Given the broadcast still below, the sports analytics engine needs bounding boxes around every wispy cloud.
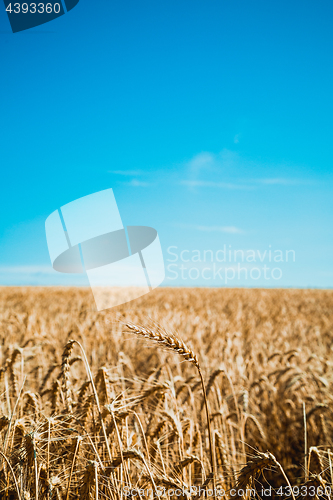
[180,180,253,190]
[174,223,244,234]
[125,179,151,187]
[194,225,244,234]
[187,152,216,175]
[181,150,252,190]
[108,152,311,191]
[0,266,88,286]
[0,265,54,274]
[180,150,311,190]
[108,169,145,176]
[255,178,307,185]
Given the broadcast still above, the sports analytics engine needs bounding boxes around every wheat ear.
[123,321,217,500]
[61,340,75,412]
[124,321,199,366]
[236,452,276,491]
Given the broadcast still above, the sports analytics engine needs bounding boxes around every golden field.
[0,286,333,500]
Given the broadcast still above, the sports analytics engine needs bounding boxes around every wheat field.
[0,286,333,500]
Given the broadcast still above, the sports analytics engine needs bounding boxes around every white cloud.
[256,178,305,185]
[108,151,310,191]
[0,265,89,286]
[108,170,145,176]
[187,152,216,174]
[0,265,53,274]
[180,150,310,190]
[126,179,151,187]
[174,223,244,234]
[194,225,244,234]
[180,180,253,190]
[181,150,247,190]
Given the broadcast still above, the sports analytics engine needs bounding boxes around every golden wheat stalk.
[0,450,22,500]
[124,322,199,366]
[61,340,75,413]
[65,436,82,500]
[236,452,276,491]
[68,340,113,465]
[122,321,217,500]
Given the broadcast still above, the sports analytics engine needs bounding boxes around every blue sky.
[0,0,332,288]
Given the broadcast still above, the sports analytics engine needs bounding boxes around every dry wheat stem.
[123,321,217,500]
[65,435,82,500]
[0,449,22,500]
[71,339,113,465]
[3,375,26,457]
